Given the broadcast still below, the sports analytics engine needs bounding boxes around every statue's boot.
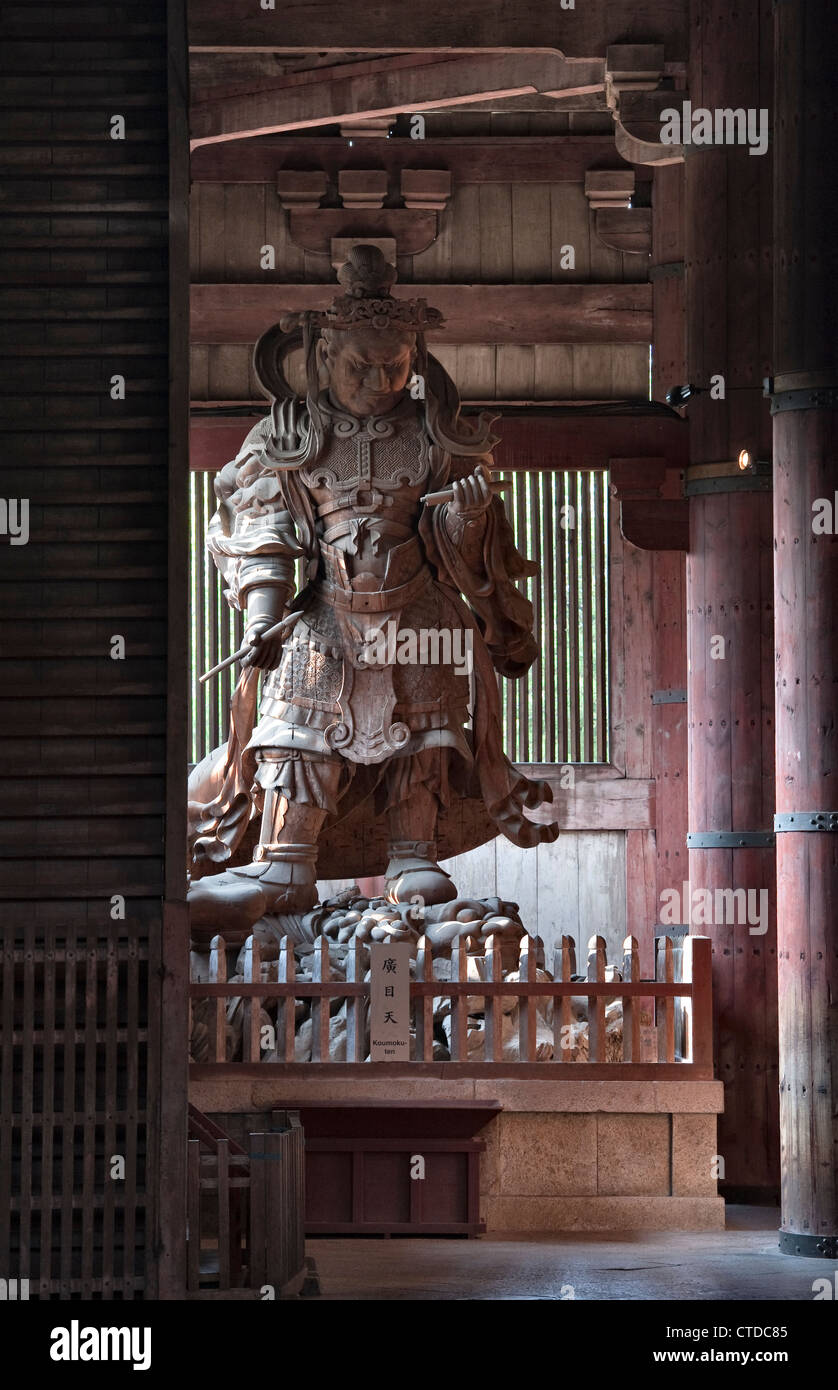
[385,839,457,907]
[188,873,270,938]
[384,778,457,906]
[188,796,326,933]
[225,843,319,914]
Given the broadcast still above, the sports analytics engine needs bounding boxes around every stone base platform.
[190,1074,725,1233]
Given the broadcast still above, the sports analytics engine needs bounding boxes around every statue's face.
[322,327,415,418]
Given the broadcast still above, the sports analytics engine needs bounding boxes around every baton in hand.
[420,477,510,506]
[199,609,302,684]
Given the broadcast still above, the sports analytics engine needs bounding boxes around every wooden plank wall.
[192,340,648,405]
[0,0,186,1298]
[189,150,650,404]
[190,182,646,285]
[320,834,627,975]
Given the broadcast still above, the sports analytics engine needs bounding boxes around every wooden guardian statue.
[188,245,558,929]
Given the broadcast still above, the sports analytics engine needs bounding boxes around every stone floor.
[309,1207,829,1300]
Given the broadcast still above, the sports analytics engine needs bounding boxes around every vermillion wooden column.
[685,0,778,1195]
[773,0,838,1257]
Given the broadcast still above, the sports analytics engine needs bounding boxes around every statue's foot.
[227,855,319,915]
[189,848,318,940]
[188,872,269,941]
[385,841,457,907]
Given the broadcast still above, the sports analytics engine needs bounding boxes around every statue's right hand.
[241,618,286,671]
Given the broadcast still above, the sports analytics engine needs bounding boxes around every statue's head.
[259,244,497,467]
[319,322,416,417]
[308,244,437,417]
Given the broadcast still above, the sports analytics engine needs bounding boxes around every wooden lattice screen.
[2,929,150,1297]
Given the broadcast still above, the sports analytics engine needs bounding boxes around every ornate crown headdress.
[254,241,497,464]
[279,243,444,334]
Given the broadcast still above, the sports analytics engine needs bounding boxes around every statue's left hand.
[448,464,492,519]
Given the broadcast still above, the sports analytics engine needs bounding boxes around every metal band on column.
[687,830,776,849]
[774,812,838,833]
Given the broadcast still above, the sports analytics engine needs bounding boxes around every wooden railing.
[189,932,713,1079]
[186,1105,305,1298]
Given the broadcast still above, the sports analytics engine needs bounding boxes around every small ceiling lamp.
[665,383,705,408]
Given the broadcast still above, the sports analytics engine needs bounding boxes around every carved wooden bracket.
[276,167,451,258]
[338,169,388,209]
[610,457,688,550]
[584,170,651,256]
[285,208,439,257]
[609,456,667,499]
[604,44,686,167]
[400,168,451,212]
[619,498,689,550]
[275,170,329,211]
[604,44,665,107]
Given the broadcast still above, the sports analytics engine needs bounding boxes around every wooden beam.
[190,408,688,474]
[191,282,652,345]
[187,0,689,60]
[190,53,609,146]
[189,135,641,186]
[522,768,653,830]
[493,412,687,469]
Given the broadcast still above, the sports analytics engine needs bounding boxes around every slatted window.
[496,468,610,764]
[189,467,610,766]
[189,471,245,766]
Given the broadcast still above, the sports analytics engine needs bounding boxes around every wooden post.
[586,935,606,1063]
[773,0,838,1256]
[450,937,468,1062]
[277,937,296,1063]
[684,0,778,1196]
[622,936,642,1062]
[656,936,675,1063]
[483,934,503,1063]
[242,935,261,1063]
[216,1138,230,1290]
[553,935,576,1062]
[682,935,713,1071]
[414,935,434,1063]
[186,1139,201,1292]
[248,1132,267,1289]
[517,934,538,1063]
[311,936,331,1062]
[208,934,227,1064]
[346,938,367,1063]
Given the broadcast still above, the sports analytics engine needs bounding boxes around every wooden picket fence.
[189,932,713,1079]
[186,1105,305,1298]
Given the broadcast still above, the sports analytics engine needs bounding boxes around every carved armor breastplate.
[259,395,462,764]
[300,398,435,545]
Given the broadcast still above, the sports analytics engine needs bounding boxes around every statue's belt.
[314,565,433,612]
[315,535,432,612]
